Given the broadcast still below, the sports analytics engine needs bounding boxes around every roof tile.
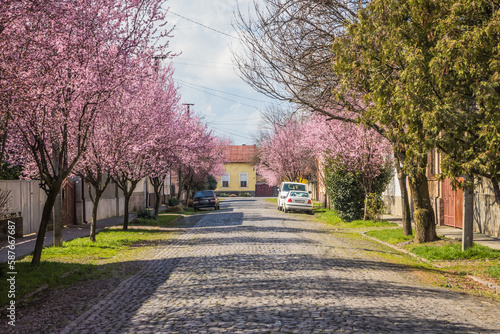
[227,145,256,163]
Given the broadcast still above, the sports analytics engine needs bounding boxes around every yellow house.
[215,145,257,196]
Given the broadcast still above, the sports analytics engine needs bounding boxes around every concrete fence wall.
[473,177,500,238]
[81,179,147,223]
[0,180,47,235]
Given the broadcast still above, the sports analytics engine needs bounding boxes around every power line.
[169,10,239,40]
[173,61,233,69]
[175,57,234,66]
[177,83,260,109]
[209,119,263,125]
[211,127,253,140]
[175,78,272,104]
[174,24,233,31]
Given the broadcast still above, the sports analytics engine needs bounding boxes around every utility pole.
[183,103,194,115]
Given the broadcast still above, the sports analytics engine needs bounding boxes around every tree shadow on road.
[58,249,499,333]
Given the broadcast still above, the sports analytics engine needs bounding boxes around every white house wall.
[382,168,402,216]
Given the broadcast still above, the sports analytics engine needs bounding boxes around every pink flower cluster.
[257,113,393,186]
[1,0,227,188]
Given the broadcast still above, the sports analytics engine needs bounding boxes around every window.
[239,173,248,188]
[221,173,230,188]
[283,183,306,192]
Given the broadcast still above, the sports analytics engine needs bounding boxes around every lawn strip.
[0,228,175,307]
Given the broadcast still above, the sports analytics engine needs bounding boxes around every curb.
[361,232,432,264]
[468,275,500,294]
[361,231,500,295]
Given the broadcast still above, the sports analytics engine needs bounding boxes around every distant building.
[215,145,257,196]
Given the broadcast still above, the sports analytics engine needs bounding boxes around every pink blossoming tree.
[257,118,319,186]
[172,121,228,205]
[309,115,393,219]
[258,114,392,219]
[2,0,173,264]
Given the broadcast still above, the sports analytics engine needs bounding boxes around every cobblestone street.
[62,198,500,333]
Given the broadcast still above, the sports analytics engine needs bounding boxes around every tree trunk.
[154,191,161,218]
[0,116,8,165]
[363,193,368,221]
[90,192,102,242]
[32,189,59,265]
[53,190,63,247]
[115,177,139,230]
[408,169,437,243]
[185,187,191,207]
[176,169,182,201]
[150,176,163,218]
[394,153,412,236]
[123,194,130,230]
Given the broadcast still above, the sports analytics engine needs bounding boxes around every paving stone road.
[62,198,500,333]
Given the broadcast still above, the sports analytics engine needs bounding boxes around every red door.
[443,178,463,228]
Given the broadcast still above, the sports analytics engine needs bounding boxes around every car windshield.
[289,191,309,198]
[194,191,214,198]
[283,183,306,192]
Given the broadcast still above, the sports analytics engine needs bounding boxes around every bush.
[217,193,229,197]
[206,175,218,190]
[324,168,364,222]
[372,167,393,195]
[365,193,386,221]
[168,197,179,207]
[136,208,156,220]
[324,161,393,222]
[240,192,252,197]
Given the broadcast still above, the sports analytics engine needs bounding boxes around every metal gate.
[443,178,463,228]
[62,178,76,226]
[255,183,274,197]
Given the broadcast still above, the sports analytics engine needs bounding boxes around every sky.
[163,0,278,145]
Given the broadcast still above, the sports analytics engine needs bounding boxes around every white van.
[277,182,307,210]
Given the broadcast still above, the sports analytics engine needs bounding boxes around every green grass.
[162,206,198,215]
[181,207,197,215]
[0,261,106,307]
[347,220,398,228]
[408,243,500,261]
[314,209,397,228]
[485,264,500,280]
[130,214,182,227]
[366,228,414,244]
[37,229,171,260]
[314,209,343,225]
[0,228,174,306]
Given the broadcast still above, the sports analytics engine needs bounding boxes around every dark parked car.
[193,190,220,211]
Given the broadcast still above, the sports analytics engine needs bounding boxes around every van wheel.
[283,207,288,213]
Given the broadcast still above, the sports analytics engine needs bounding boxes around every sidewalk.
[0,215,127,263]
[383,215,500,250]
